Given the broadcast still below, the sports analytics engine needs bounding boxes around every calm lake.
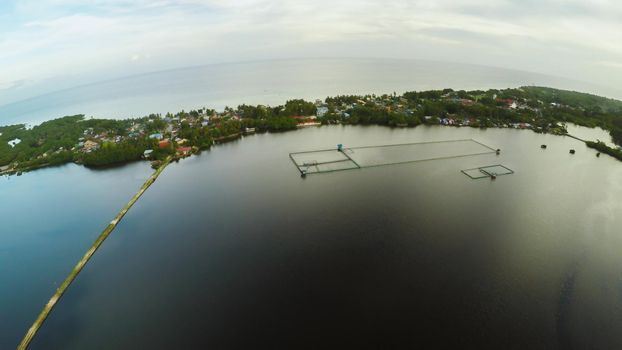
[7,124,619,349]
[0,162,153,348]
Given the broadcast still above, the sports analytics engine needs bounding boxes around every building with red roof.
[158,139,171,148]
[177,146,192,155]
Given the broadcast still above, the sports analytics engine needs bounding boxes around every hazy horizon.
[4,57,622,107]
[2,58,620,127]
[2,0,622,106]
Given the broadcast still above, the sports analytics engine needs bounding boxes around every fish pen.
[289,139,498,176]
[461,164,514,180]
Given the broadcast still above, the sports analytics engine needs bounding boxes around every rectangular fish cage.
[461,164,514,179]
[289,149,360,174]
[290,139,498,176]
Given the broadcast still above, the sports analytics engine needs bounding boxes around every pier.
[564,133,586,143]
[17,158,171,350]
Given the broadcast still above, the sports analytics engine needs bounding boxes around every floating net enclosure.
[461,164,514,179]
[290,139,497,176]
[289,150,360,174]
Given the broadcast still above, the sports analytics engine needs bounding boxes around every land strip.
[17,158,171,350]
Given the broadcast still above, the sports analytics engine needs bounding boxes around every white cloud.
[1,0,621,103]
[598,61,622,69]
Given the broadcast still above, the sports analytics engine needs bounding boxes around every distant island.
[1,86,621,176]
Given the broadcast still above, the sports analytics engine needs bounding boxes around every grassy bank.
[17,157,171,350]
[585,141,622,161]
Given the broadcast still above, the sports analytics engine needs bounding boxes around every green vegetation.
[237,99,313,131]
[585,141,622,161]
[519,86,622,112]
[319,86,622,145]
[0,115,131,167]
[242,116,298,131]
[238,99,316,119]
[81,139,160,166]
[1,86,621,175]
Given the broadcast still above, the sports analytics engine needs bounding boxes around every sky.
[1,0,621,104]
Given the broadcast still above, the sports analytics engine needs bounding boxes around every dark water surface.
[0,162,153,348]
[21,125,622,349]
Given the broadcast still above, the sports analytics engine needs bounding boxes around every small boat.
[569,149,575,154]
[541,144,547,149]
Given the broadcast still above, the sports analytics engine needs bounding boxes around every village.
[69,93,556,159]
[2,86,621,175]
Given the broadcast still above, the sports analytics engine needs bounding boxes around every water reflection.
[13,125,622,349]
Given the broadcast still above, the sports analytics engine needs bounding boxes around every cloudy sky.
[1,0,621,103]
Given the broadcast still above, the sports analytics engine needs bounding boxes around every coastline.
[2,86,622,179]
[3,123,618,181]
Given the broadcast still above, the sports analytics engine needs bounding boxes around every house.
[177,146,192,155]
[159,139,171,148]
[292,115,320,127]
[297,121,322,128]
[149,133,164,140]
[143,149,154,159]
[441,118,456,126]
[7,138,21,148]
[316,106,329,117]
[496,98,517,109]
[83,140,99,152]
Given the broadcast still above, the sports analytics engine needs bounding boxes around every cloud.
[0,0,621,104]
[598,61,622,69]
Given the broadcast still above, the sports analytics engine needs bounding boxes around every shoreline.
[3,123,618,180]
[3,86,622,177]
